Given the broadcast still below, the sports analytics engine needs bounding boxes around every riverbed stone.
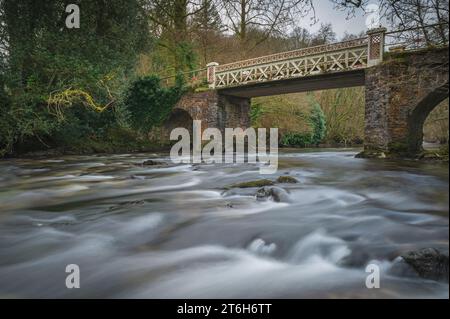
[256,186,290,203]
[228,179,274,189]
[276,176,299,184]
[401,248,449,283]
[142,160,167,166]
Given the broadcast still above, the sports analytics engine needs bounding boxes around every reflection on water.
[0,149,448,298]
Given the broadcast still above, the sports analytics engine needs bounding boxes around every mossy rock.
[356,150,387,159]
[418,149,449,162]
[276,176,299,184]
[228,179,275,189]
[142,160,167,166]
[439,145,449,156]
[401,248,449,283]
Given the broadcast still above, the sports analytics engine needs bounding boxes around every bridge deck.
[218,69,366,98]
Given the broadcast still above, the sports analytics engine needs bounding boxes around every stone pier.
[362,47,449,158]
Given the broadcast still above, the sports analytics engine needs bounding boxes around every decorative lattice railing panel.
[214,38,369,89]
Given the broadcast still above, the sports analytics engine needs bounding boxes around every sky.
[299,1,372,39]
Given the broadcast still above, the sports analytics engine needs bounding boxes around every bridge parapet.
[208,28,387,89]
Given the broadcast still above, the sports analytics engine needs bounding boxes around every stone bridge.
[168,27,448,157]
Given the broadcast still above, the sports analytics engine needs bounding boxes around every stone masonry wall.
[171,90,251,135]
[364,47,449,156]
[175,91,220,130]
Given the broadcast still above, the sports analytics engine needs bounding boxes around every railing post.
[367,27,387,67]
[207,62,219,89]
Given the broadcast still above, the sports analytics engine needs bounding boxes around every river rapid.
[0,149,448,298]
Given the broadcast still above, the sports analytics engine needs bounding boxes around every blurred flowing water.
[0,149,448,298]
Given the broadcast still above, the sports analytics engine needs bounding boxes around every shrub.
[124,75,185,133]
[0,94,15,156]
[281,132,313,147]
[309,96,327,146]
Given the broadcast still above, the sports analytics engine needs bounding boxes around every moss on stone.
[356,150,387,159]
[276,176,299,184]
[194,86,212,93]
[142,159,167,166]
[418,146,449,162]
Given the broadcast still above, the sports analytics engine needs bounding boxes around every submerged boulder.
[229,179,274,189]
[401,248,449,283]
[142,160,167,166]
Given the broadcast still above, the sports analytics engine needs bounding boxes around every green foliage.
[175,42,198,74]
[308,95,327,146]
[281,132,313,147]
[124,75,185,133]
[0,0,151,156]
[251,94,324,148]
[250,101,264,123]
[0,95,15,156]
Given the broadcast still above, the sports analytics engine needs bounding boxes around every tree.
[332,0,449,46]
[222,0,314,56]
[341,31,366,41]
[311,23,336,45]
[318,87,365,146]
[0,0,150,155]
[124,75,184,133]
[287,27,313,50]
[146,0,207,73]
[192,0,224,65]
[308,93,327,145]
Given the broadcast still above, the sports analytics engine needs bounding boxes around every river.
[0,149,448,298]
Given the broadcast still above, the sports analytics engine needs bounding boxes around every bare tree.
[222,0,315,56]
[287,27,313,49]
[311,23,337,45]
[192,0,224,65]
[332,0,449,46]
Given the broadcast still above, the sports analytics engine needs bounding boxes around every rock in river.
[142,160,167,166]
[276,176,299,184]
[228,179,274,189]
[256,186,291,203]
[401,248,449,283]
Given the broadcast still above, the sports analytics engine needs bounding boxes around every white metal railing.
[207,28,387,89]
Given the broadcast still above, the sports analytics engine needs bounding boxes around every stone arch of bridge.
[408,82,449,154]
[163,108,194,136]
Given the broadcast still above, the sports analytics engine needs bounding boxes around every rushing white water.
[0,149,448,298]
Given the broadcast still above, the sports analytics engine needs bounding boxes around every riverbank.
[356,145,449,163]
[2,134,171,160]
[2,137,360,159]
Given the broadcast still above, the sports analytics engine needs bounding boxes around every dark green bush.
[250,101,264,123]
[280,99,326,148]
[0,0,151,156]
[309,98,327,146]
[281,132,314,147]
[0,93,14,156]
[124,75,185,133]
